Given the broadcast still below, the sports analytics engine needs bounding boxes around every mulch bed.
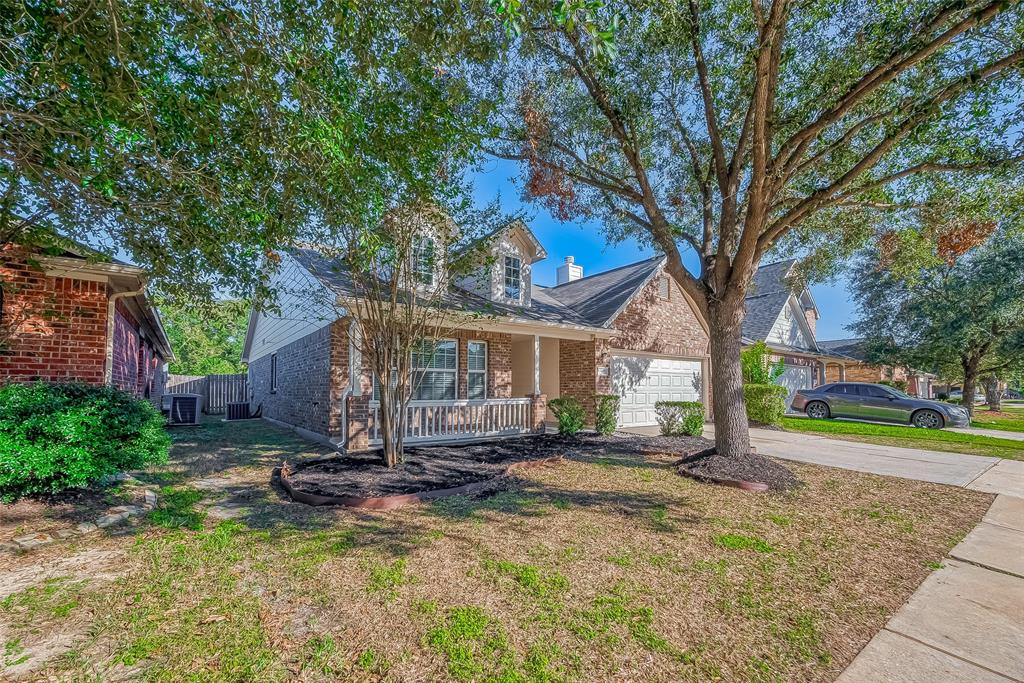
[281,432,800,503]
[676,451,801,492]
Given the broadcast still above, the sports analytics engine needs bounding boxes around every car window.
[857,385,891,398]
[826,384,850,394]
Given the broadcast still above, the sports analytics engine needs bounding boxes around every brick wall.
[609,275,709,357]
[111,301,140,392]
[0,249,108,384]
[249,320,346,440]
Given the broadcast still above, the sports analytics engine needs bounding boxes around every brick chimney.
[556,256,583,284]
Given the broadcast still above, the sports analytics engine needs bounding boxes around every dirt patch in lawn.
[283,433,724,500]
[0,484,134,544]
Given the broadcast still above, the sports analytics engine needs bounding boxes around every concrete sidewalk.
[950,426,1024,442]
[838,495,1024,682]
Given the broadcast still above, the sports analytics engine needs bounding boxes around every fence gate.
[166,373,248,415]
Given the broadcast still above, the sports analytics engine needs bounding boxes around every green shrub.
[654,401,705,436]
[741,341,784,385]
[594,394,620,436]
[549,396,585,436]
[0,382,170,501]
[743,384,788,426]
[937,392,949,400]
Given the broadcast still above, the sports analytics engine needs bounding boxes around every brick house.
[241,220,711,451]
[816,338,935,398]
[0,242,173,400]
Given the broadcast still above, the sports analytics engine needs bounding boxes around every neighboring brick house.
[816,338,935,398]
[241,220,710,451]
[0,241,173,401]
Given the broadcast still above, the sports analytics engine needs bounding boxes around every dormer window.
[504,255,522,301]
[413,236,435,286]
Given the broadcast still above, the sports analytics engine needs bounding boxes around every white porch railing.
[368,398,533,445]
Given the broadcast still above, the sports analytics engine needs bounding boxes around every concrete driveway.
[622,423,1023,497]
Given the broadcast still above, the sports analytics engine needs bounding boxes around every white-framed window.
[270,353,278,393]
[658,275,670,300]
[503,255,522,300]
[467,340,487,399]
[411,338,457,400]
[413,236,436,286]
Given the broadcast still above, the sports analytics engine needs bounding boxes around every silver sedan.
[790,382,971,429]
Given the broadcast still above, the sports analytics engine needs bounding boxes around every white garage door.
[778,366,814,411]
[611,356,703,427]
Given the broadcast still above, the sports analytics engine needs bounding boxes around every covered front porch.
[352,326,605,450]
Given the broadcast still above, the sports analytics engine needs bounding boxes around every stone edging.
[1,486,158,554]
[278,456,564,510]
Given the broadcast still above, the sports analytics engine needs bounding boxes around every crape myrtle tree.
[480,0,1024,457]
[303,201,497,468]
[851,214,1024,417]
[2,0,493,302]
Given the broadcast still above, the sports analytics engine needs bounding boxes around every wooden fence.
[166,373,248,415]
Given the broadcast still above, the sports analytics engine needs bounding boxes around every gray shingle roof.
[291,247,599,329]
[543,255,666,327]
[816,338,866,360]
[742,259,805,345]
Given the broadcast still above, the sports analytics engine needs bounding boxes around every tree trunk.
[983,374,1001,412]
[706,299,751,458]
[961,355,980,418]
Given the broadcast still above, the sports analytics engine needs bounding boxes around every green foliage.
[714,534,775,554]
[0,383,169,501]
[162,299,249,375]
[593,394,620,435]
[549,396,586,435]
[2,0,497,302]
[851,226,1024,408]
[654,401,705,437]
[743,385,788,427]
[741,342,784,385]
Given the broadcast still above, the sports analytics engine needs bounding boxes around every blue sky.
[472,158,858,341]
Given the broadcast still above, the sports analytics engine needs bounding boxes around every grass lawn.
[971,405,1024,433]
[0,420,992,682]
[781,416,1024,460]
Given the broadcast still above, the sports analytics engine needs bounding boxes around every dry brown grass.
[0,420,992,682]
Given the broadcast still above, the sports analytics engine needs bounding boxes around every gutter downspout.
[105,284,146,385]
[338,318,359,451]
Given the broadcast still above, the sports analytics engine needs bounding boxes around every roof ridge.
[548,254,664,289]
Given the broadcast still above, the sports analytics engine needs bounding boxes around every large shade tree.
[2,0,492,302]
[480,0,1024,457]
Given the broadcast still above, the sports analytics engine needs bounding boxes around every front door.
[854,385,908,423]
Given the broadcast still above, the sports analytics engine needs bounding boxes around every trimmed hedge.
[0,382,170,501]
[744,384,788,426]
[549,396,586,436]
[594,394,620,436]
[654,401,705,436]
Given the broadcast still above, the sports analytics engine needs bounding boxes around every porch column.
[533,334,541,396]
[840,363,846,381]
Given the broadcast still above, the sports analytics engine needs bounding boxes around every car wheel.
[912,409,944,429]
[806,401,830,419]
